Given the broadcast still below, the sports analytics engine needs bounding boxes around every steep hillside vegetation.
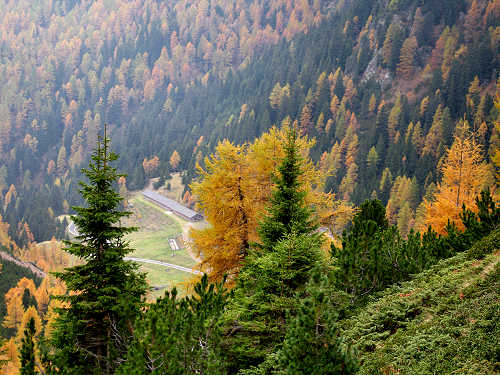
[1,123,498,374]
[341,229,500,374]
[0,1,499,373]
[0,255,42,338]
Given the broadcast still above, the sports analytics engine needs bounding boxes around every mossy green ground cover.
[124,194,197,297]
[341,230,500,375]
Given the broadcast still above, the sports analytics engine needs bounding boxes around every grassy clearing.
[137,263,193,300]
[123,193,198,295]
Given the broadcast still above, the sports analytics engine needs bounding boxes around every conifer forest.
[0,0,499,374]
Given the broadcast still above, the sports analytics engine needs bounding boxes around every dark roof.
[142,189,202,220]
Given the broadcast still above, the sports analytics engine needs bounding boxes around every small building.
[142,189,203,222]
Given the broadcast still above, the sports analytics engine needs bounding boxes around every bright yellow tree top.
[423,122,491,234]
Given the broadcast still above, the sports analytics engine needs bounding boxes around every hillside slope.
[341,229,500,374]
[0,0,334,246]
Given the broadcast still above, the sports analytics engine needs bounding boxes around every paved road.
[68,220,79,236]
[124,256,203,275]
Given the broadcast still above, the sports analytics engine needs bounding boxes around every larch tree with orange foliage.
[2,338,18,373]
[190,123,337,285]
[142,156,160,177]
[3,293,25,331]
[0,339,6,370]
[170,150,181,171]
[423,122,491,234]
[190,141,249,283]
[397,36,418,79]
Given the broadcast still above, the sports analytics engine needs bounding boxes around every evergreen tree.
[257,127,318,250]
[117,275,228,375]
[20,317,36,375]
[332,200,392,299]
[280,271,358,375]
[50,128,148,374]
[223,127,322,372]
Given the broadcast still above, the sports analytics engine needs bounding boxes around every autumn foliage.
[423,123,491,234]
[190,123,338,284]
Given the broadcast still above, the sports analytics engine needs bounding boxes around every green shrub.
[466,228,500,260]
[340,248,500,375]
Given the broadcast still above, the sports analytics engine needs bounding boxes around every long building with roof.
[142,189,203,222]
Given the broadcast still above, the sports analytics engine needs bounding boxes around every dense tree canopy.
[0,0,498,251]
[190,124,335,284]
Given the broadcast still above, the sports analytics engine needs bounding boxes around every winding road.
[124,257,202,275]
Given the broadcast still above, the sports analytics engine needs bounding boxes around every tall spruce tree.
[20,317,37,375]
[50,128,147,374]
[223,127,323,372]
[332,200,394,300]
[257,127,318,250]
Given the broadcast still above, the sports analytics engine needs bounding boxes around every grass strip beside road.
[124,193,198,294]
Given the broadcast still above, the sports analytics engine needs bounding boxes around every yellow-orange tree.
[423,123,491,234]
[190,123,336,284]
[190,140,249,283]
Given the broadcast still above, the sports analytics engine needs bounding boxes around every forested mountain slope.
[161,0,500,235]
[0,2,499,373]
[0,0,499,247]
[0,257,42,338]
[0,0,333,246]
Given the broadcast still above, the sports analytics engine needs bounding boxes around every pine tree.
[382,21,404,71]
[280,271,358,375]
[19,317,36,375]
[117,275,228,375]
[56,146,67,176]
[257,127,318,249]
[332,200,393,299]
[50,128,148,374]
[223,127,322,372]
